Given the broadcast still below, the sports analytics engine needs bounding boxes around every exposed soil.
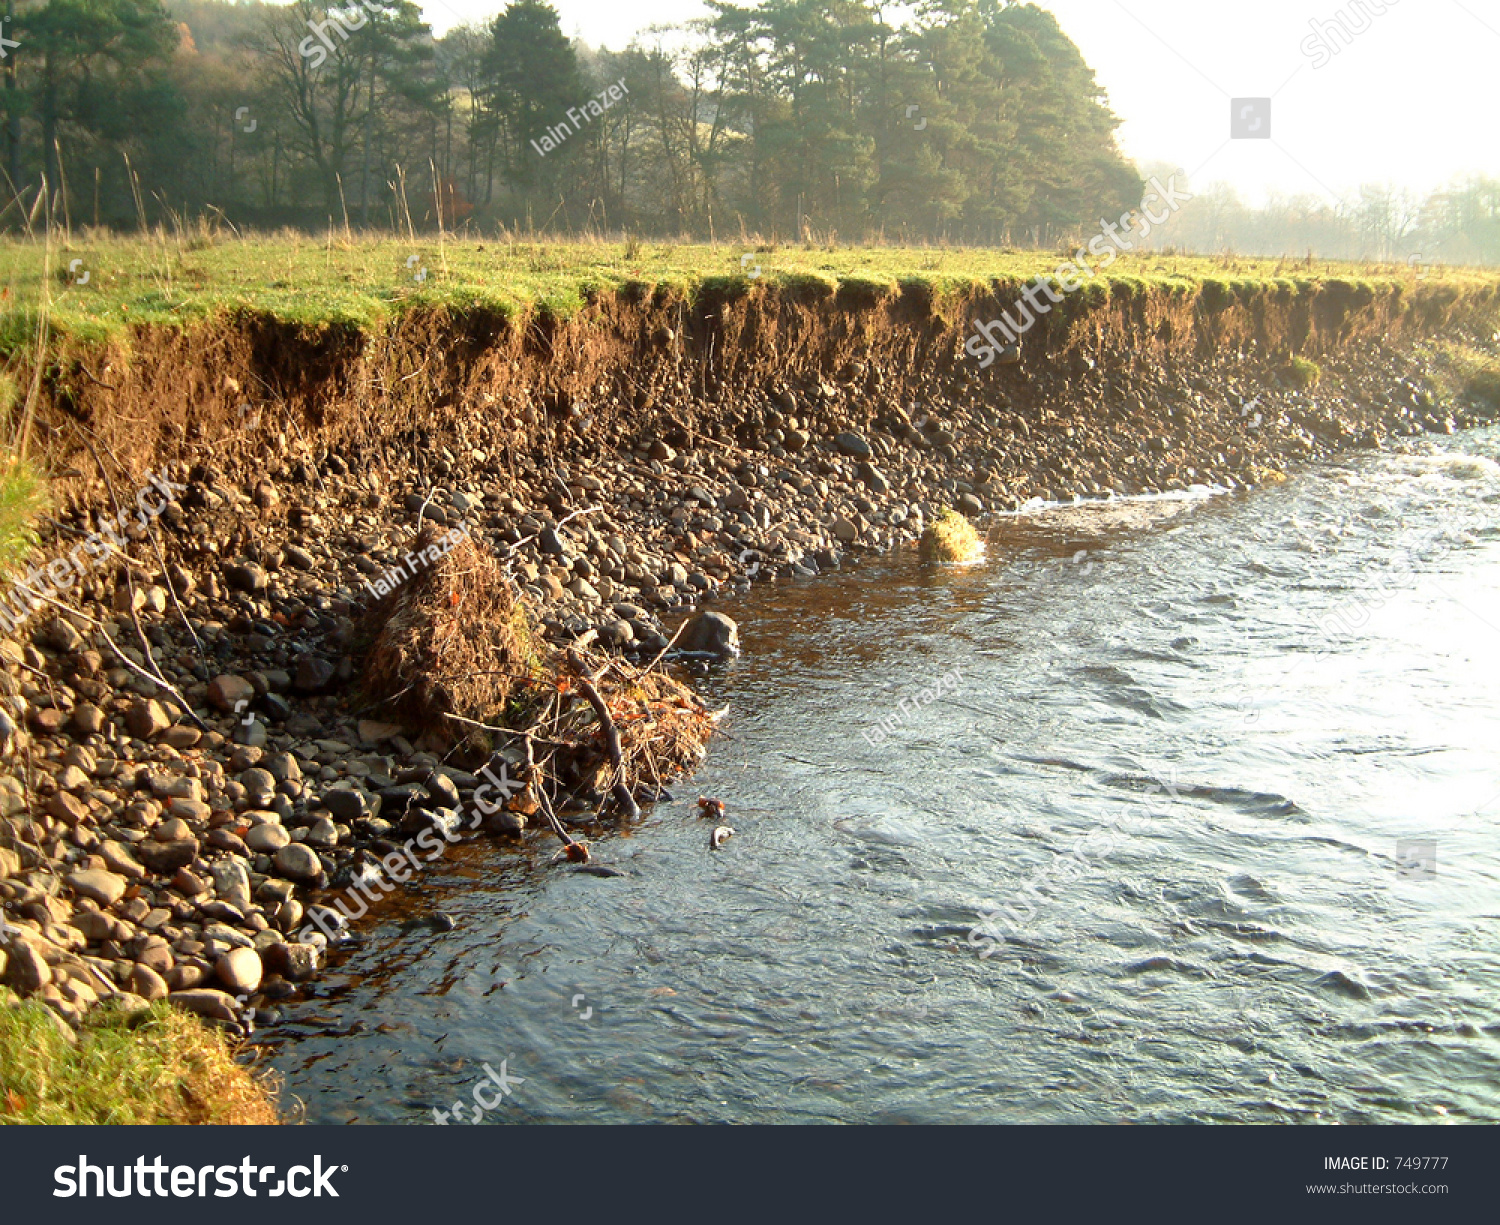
[2,281,1498,1037]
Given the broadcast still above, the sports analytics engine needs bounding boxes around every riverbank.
[1,249,1498,1062]
[0,986,279,1123]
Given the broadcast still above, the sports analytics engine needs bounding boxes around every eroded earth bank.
[1,277,1496,1048]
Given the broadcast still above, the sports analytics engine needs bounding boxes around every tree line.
[1,0,1492,263]
[0,0,1145,243]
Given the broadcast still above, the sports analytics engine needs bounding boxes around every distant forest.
[0,0,1146,242]
[0,0,1495,262]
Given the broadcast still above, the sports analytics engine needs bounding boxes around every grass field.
[2,229,1496,351]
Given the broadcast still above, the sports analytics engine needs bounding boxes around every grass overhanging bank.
[0,236,1498,1101]
[0,986,279,1124]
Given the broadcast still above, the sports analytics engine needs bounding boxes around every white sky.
[418,0,1500,205]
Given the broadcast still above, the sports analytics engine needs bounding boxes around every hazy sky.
[420,0,1499,204]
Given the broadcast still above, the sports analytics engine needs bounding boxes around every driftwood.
[565,648,641,820]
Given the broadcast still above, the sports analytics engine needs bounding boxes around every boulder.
[678,609,740,658]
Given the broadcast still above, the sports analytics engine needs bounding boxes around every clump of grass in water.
[1286,356,1322,388]
[919,508,982,562]
[0,988,281,1124]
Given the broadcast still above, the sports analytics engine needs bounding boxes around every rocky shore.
[1,322,1496,1037]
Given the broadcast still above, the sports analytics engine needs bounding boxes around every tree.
[478,0,586,219]
[8,0,179,206]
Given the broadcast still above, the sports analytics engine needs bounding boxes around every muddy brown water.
[265,426,1500,1124]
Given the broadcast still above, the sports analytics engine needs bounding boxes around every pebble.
[207,674,255,712]
[273,843,323,883]
[66,869,128,907]
[246,823,292,853]
[130,963,169,1001]
[3,329,1481,1038]
[126,699,172,739]
[215,947,263,995]
[167,988,240,1023]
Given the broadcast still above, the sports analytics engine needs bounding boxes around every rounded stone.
[129,963,169,1001]
[125,699,172,740]
[273,843,323,883]
[215,947,263,995]
[66,869,128,907]
[245,823,291,853]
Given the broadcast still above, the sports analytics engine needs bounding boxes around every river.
[267,425,1500,1124]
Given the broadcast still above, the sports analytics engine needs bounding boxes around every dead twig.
[515,729,587,858]
[440,710,574,751]
[67,422,210,680]
[77,363,117,391]
[565,648,641,820]
[29,590,210,732]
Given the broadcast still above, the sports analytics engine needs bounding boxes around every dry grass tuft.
[553,665,719,800]
[359,525,717,810]
[361,525,546,740]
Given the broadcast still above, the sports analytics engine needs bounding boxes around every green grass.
[2,230,1497,354]
[0,368,46,579]
[0,454,45,578]
[0,987,280,1125]
[1286,356,1323,388]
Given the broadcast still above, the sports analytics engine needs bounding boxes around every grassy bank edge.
[3,235,1500,351]
[0,986,282,1125]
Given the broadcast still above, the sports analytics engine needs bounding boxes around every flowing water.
[270,425,1500,1125]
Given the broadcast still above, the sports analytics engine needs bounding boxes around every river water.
[270,426,1500,1125]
